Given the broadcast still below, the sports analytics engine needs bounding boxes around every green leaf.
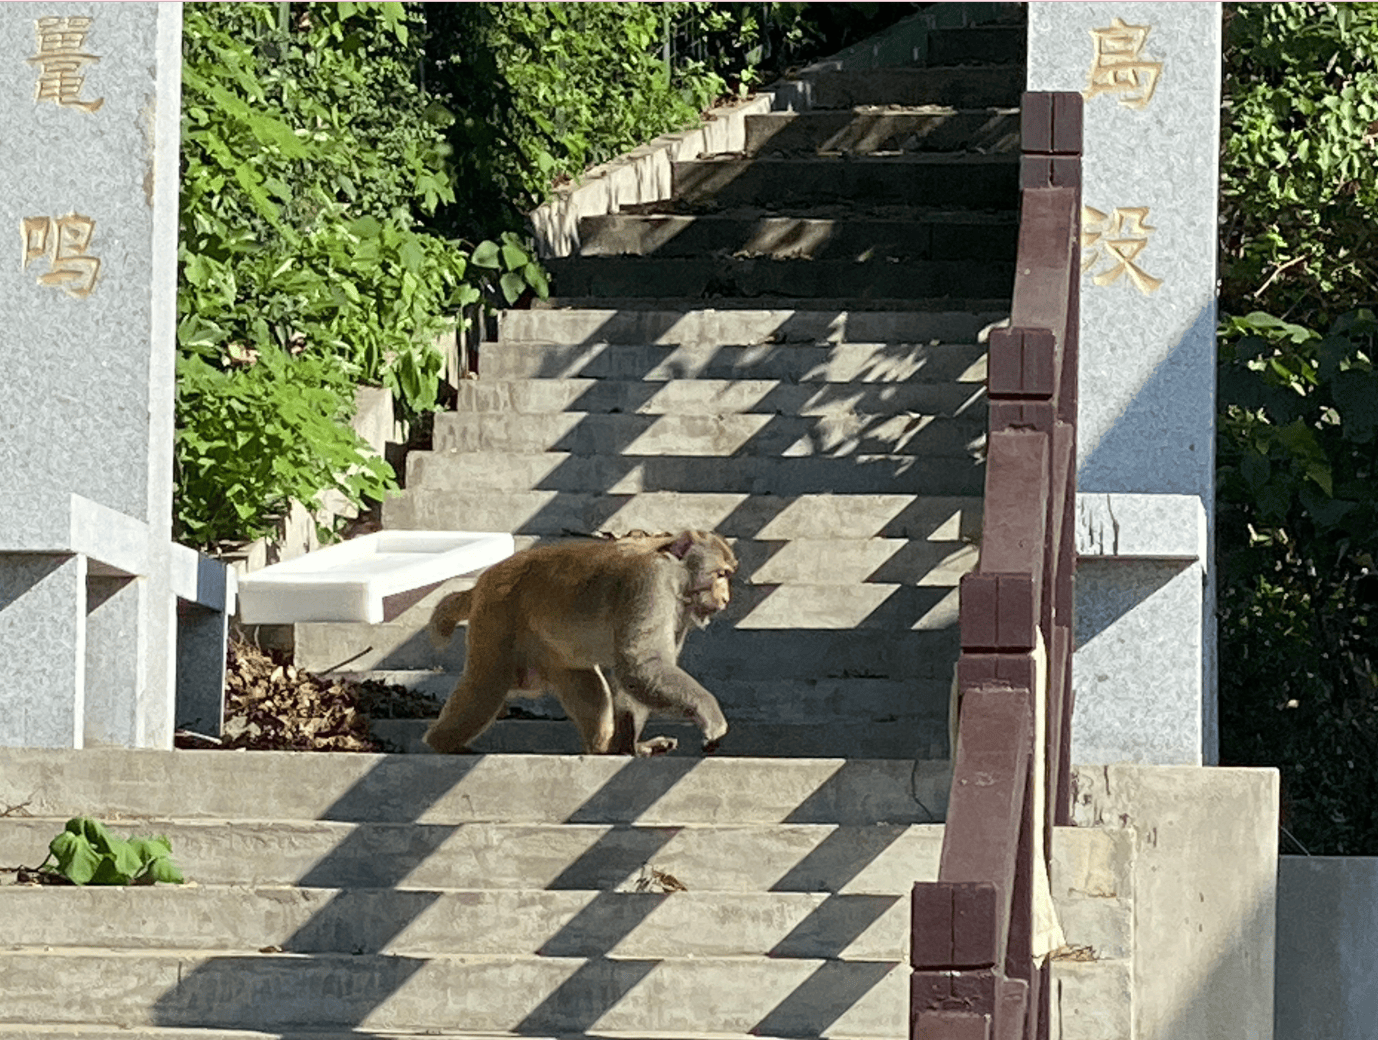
[471,239,502,269]
[499,270,526,304]
[49,830,102,885]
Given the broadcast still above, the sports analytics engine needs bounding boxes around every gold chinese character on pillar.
[29,15,105,112]
[1082,206,1163,294]
[22,215,102,297]
[1085,17,1162,110]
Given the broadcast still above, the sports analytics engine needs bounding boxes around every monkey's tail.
[429,589,473,649]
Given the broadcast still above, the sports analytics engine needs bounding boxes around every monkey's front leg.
[611,685,678,756]
[617,655,728,753]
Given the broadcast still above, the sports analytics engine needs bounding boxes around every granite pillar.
[1028,2,1222,764]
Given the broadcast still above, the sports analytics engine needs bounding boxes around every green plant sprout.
[38,817,185,886]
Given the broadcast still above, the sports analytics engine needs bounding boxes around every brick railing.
[910,91,1082,1040]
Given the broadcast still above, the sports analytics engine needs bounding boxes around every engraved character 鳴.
[1084,17,1162,109]
[22,215,102,297]
[29,15,105,112]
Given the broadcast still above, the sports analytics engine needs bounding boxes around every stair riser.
[480,341,989,384]
[0,887,913,960]
[670,158,1018,210]
[576,214,1019,261]
[453,378,986,416]
[0,749,939,825]
[743,109,1021,156]
[496,307,1006,345]
[925,24,1026,68]
[0,951,908,1035]
[432,411,986,459]
[383,490,983,540]
[0,818,943,892]
[375,716,950,762]
[802,66,1025,107]
[296,617,960,682]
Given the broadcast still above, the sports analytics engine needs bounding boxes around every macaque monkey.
[425,530,736,756]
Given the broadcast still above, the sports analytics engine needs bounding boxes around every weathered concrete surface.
[0,886,914,960]
[383,489,984,540]
[669,154,1018,209]
[577,213,1018,260]
[454,377,986,417]
[374,715,953,764]
[0,949,908,1035]
[801,66,1024,108]
[546,255,1014,300]
[0,816,946,891]
[1049,826,1136,1040]
[1275,856,1378,1040]
[1072,765,1278,1040]
[744,108,1021,156]
[0,748,943,825]
[497,306,1005,346]
[480,339,990,385]
[431,410,987,459]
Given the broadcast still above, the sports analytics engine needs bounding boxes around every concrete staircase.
[0,748,1133,1039]
[293,21,1027,763]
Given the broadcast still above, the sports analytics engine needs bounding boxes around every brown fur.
[425,530,736,755]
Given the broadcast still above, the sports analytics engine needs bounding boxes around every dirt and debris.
[174,640,438,754]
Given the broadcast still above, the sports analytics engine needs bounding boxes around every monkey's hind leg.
[550,666,618,755]
[423,630,515,754]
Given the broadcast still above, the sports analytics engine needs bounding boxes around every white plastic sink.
[236,530,515,624]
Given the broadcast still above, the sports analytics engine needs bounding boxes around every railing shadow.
[145,754,935,1035]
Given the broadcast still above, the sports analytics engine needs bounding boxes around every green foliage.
[177,2,553,548]
[174,1,894,548]
[424,3,725,236]
[40,818,185,886]
[1221,3,1378,327]
[1218,308,1378,852]
[422,3,915,239]
[1218,4,1378,853]
[175,347,395,547]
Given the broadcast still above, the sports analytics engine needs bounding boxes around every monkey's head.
[663,530,737,627]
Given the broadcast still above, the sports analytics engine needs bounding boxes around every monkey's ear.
[663,531,698,560]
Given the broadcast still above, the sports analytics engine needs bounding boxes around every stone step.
[0,748,940,826]
[529,294,1011,314]
[355,666,953,721]
[479,340,988,384]
[0,885,914,959]
[382,489,982,540]
[575,212,1018,260]
[0,816,943,891]
[545,255,1015,301]
[0,948,908,1036]
[497,306,1006,345]
[430,410,987,459]
[743,107,1021,156]
[0,1031,857,1040]
[669,155,1018,210]
[452,376,986,417]
[295,611,960,682]
[801,64,1025,107]
[373,715,950,763]
[925,24,1026,67]
[320,575,960,636]
[406,447,984,496]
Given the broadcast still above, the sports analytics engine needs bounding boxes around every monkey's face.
[686,535,737,626]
